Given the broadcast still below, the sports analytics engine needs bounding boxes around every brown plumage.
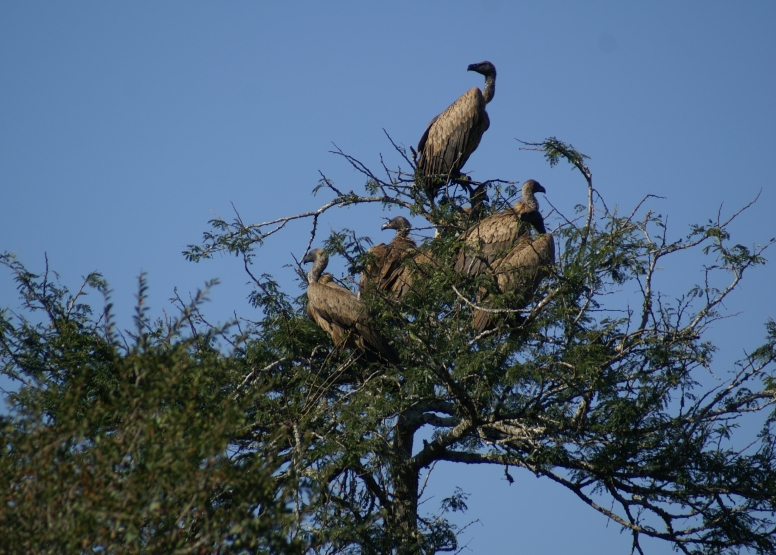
[359,216,416,299]
[472,212,555,333]
[360,216,437,301]
[391,248,436,301]
[416,61,496,200]
[454,179,546,277]
[303,249,398,363]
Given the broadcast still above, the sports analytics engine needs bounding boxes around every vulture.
[360,216,436,301]
[303,248,399,363]
[416,61,497,200]
[472,210,555,333]
[359,216,416,298]
[453,179,546,277]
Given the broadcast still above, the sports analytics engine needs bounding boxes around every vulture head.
[302,248,329,283]
[381,216,412,237]
[519,179,546,213]
[522,179,546,196]
[467,61,497,78]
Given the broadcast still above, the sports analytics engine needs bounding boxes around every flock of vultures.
[302,61,555,363]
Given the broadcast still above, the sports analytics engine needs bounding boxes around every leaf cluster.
[0,254,308,554]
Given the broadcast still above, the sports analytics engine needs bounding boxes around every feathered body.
[454,180,546,277]
[303,249,398,363]
[416,61,496,200]
[360,217,417,300]
[472,218,555,332]
[391,249,436,301]
[359,216,436,301]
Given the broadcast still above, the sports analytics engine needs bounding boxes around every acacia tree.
[2,138,775,554]
[183,137,776,554]
[0,264,308,554]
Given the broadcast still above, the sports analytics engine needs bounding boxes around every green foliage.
[535,136,591,171]
[0,254,307,554]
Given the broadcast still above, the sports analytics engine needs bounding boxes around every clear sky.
[2,2,775,553]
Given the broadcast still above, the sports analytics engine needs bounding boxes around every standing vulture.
[472,211,555,333]
[453,179,546,277]
[303,249,399,363]
[416,61,497,200]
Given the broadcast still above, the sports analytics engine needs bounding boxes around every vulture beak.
[381,222,392,231]
[466,63,478,72]
[535,183,547,194]
[301,252,314,264]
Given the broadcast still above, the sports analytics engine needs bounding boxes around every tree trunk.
[389,409,420,555]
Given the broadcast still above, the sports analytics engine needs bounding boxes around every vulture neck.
[521,188,540,212]
[482,73,495,104]
[531,217,548,235]
[307,255,328,284]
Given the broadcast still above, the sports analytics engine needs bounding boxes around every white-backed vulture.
[416,61,496,200]
[453,179,546,277]
[303,248,398,363]
[472,212,555,333]
[359,216,416,298]
[360,216,437,302]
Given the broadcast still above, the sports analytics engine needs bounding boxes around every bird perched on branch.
[472,210,555,333]
[360,216,436,302]
[416,61,497,201]
[454,179,546,277]
[303,248,399,363]
[360,216,416,298]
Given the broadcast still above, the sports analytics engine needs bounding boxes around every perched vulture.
[360,216,437,301]
[359,216,416,298]
[416,61,497,200]
[453,179,546,277]
[472,211,555,333]
[303,249,399,363]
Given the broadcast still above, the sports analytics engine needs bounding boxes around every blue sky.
[2,2,775,553]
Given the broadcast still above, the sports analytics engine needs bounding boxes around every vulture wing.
[307,280,362,348]
[494,233,555,291]
[454,208,532,276]
[360,236,416,298]
[472,233,556,333]
[417,87,490,198]
[390,248,437,300]
[308,279,398,363]
[416,115,438,159]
